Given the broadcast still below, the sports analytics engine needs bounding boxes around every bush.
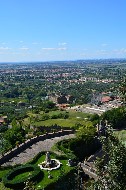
[55,137,101,161]
[2,164,43,189]
[50,112,69,119]
[41,114,50,121]
[56,140,77,160]
[0,125,8,133]
[101,107,126,129]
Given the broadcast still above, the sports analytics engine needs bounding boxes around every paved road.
[2,134,75,166]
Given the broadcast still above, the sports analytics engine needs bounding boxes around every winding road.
[2,134,75,166]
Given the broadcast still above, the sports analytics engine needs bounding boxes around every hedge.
[55,138,101,161]
[2,164,43,189]
[55,140,77,160]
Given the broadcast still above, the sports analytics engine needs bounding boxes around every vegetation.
[1,152,75,190]
[3,164,42,189]
[0,120,26,153]
[54,124,100,161]
[101,106,126,129]
[1,62,126,189]
[0,61,121,123]
[0,182,11,190]
[114,130,126,146]
[1,122,99,190]
[119,77,126,103]
[32,110,91,129]
[89,128,126,190]
[0,109,97,156]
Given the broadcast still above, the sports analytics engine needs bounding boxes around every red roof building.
[101,96,112,103]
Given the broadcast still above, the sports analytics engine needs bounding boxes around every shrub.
[2,164,43,189]
[101,107,126,129]
[55,137,101,161]
[55,140,77,160]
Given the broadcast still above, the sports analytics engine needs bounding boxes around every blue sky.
[0,0,126,62]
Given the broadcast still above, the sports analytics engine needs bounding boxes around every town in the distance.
[0,59,126,190]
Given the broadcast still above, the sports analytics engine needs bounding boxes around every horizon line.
[0,57,126,64]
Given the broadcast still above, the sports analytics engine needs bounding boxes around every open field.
[24,110,91,128]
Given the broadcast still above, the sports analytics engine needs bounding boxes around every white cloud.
[101,43,108,47]
[42,47,67,51]
[20,47,29,50]
[32,42,39,45]
[19,41,24,43]
[1,42,6,45]
[58,47,67,50]
[121,48,126,53]
[82,48,88,51]
[113,48,126,54]
[0,47,11,50]
[100,49,107,52]
[58,42,67,46]
[42,47,56,50]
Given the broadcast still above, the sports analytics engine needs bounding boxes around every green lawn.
[33,153,74,189]
[29,110,91,128]
[114,130,126,147]
[1,152,74,190]
[34,118,84,127]
[68,110,90,119]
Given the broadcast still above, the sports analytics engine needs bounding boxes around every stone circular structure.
[38,159,61,171]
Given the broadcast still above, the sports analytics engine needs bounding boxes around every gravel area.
[2,134,75,166]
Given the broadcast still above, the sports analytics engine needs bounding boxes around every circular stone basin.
[38,159,61,171]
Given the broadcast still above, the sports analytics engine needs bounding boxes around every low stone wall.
[36,125,72,133]
[0,130,74,166]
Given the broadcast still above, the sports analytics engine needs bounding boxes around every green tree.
[77,122,96,142]
[4,123,25,149]
[57,95,67,104]
[0,133,11,155]
[101,107,126,129]
[119,77,126,103]
[91,128,126,190]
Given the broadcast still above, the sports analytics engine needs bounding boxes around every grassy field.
[24,110,91,128]
[114,130,126,146]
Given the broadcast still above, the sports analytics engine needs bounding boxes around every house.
[0,118,4,125]
[101,96,112,103]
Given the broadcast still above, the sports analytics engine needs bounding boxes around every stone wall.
[0,130,74,166]
[36,125,72,133]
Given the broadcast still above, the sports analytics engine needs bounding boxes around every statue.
[46,151,51,164]
[67,159,73,166]
[38,151,61,171]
